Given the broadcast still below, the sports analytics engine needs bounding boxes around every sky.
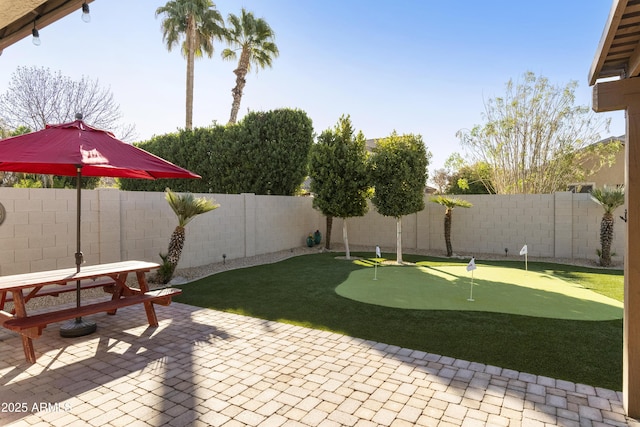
[0,0,626,176]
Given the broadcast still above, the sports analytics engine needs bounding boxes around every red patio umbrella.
[0,115,200,336]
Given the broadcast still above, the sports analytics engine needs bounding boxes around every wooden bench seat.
[3,288,182,332]
[2,278,115,304]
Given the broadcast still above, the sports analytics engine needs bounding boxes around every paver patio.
[0,301,637,426]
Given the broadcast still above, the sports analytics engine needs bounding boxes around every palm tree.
[161,189,219,283]
[430,195,472,257]
[590,186,625,267]
[156,0,225,130]
[222,8,279,124]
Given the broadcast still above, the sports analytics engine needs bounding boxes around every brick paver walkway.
[0,302,637,426]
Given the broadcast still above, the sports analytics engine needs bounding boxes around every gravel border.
[5,244,619,312]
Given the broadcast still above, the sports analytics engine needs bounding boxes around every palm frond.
[165,188,220,227]
[223,8,278,71]
[156,0,224,59]
[221,48,237,61]
[430,195,473,209]
[590,186,625,214]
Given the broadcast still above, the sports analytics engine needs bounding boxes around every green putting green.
[335,260,623,320]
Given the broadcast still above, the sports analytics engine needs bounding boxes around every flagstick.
[525,253,528,271]
[468,270,475,301]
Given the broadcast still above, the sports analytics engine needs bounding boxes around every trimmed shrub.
[120,108,313,195]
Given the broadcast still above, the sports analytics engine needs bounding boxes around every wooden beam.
[592,77,640,112]
[0,0,93,52]
[593,76,640,417]
[627,39,640,78]
[625,99,640,417]
[626,3,640,14]
[590,0,628,85]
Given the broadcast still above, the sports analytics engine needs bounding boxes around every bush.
[119,108,314,195]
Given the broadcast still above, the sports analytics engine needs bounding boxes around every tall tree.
[156,0,225,130]
[430,195,472,257]
[590,186,625,267]
[431,168,450,194]
[222,8,279,124]
[446,162,494,194]
[309,115,370,256]
[370,132,430,263]
[0,66,135,140]
[457,71,615,194]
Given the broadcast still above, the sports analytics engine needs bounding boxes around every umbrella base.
[60,317,97,338]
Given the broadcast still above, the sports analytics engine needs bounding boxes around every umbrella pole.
[60,167,97,338]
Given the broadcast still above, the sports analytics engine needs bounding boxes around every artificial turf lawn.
[174,252,624,390]
[336,262,623,320]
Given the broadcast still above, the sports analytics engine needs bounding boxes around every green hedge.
[119,108,313,195]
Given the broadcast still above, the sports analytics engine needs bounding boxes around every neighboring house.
[568,135,624,192]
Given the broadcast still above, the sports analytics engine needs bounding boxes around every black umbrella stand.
[60,166,97,337]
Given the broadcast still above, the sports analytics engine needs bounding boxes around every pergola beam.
[593,77,640,417]
[0,0,93,52]
[589,0,628,85]
[593,77,640,112]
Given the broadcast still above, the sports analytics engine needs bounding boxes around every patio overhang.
[591,0,640,419]
[0,0,93,53]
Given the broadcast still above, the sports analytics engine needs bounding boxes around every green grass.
[174,252,624,390]
[336,262,622,320]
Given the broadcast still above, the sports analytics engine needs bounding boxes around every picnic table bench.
[0,260,182,364]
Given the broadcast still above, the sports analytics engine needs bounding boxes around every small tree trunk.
[325,216,333,250]
[600,213,614,266]
[343,219,350,260]
[396,216,403,264]
[167,225,186,273]
[444,209,453,257]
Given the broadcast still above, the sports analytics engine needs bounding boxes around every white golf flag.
[466,257,477,271]
[375,246,381,258]
[520,244,528,255]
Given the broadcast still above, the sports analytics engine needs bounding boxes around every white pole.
[374,245,381,280]
[525,253,528,271]
[468,270,475,301]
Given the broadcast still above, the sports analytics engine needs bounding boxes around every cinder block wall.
[0,188,323,275]
[0,188,626,275]
[328,193,625,263]
[117,192,322,270]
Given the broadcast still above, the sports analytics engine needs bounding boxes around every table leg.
[12,290,36,363]
[21,336,36,363]
[107,272,129,315]
[137,271,158,327]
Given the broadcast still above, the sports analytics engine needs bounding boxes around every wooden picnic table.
[0,260,181,363]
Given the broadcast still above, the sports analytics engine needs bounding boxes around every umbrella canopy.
[0,119,200,179]
[0,118,200,337]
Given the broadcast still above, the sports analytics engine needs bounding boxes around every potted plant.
[306,233,315,247]
[314,230,322,245]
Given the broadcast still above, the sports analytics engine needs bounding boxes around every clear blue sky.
[0,0,625,174]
